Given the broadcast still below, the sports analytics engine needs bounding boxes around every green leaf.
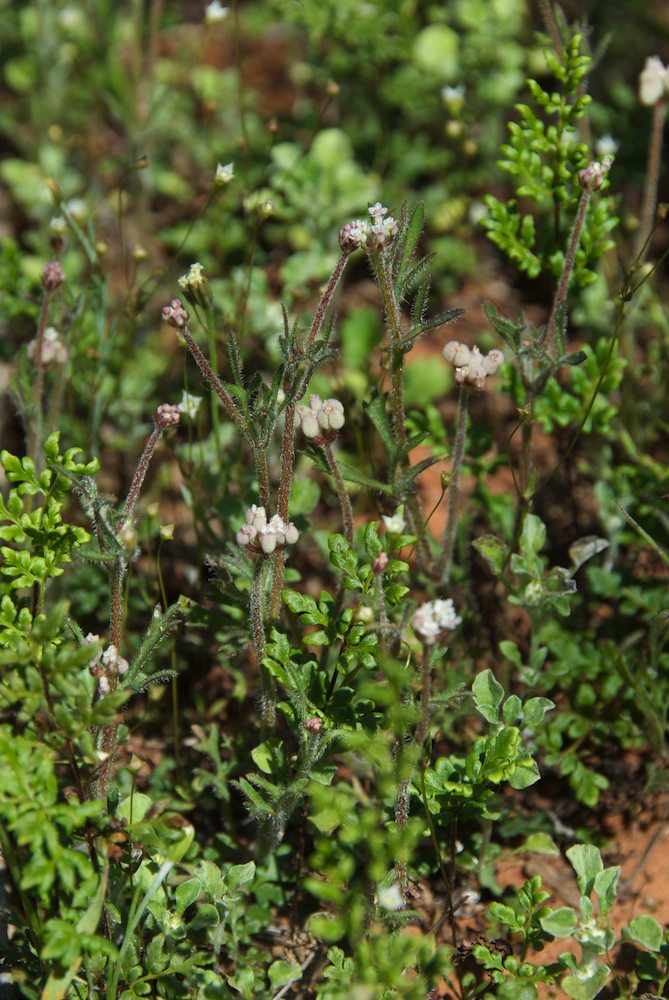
[517,833,560,856]
[566,844,602,897]
[562,965,610,1000]
[520,514,546,559]
[189,903,219,929]
[251,738,283,775]
[624,914,663,952]
[540,906,577,937]
[227,862,255,891]
[472,669,504,723]
[593,866,620,916]
[523,697,554,727]
[502,695,522,723]
[175,878,201,916]
[473,534,509,576]
[268,960,302,989]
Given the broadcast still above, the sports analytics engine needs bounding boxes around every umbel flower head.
[296,394,345,445]
[579,157,613,193]
[236,505,299,556]
[443,342,504,391]
[413,598,462,645]
[339,203,399,253]
[177,263,211,307]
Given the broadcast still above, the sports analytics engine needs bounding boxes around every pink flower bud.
[154,404,180,430]
[306,717,323,734]
[443,341,471,367]
[161,298,190,329]
[42,261,64,291]
[373,551,389,574]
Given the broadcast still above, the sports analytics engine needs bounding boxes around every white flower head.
[595,135,618,159]
[215,161,234,186]
[377,882,403,911]
[205,0,229,24]
[368,201,388,223]
[382,506,406,534]
[639,56,669,106]
[443,341,504,390]
[178,262,207,292]
[237,505,298,555]
[296,395,345,443]
[178,390,203,420]
[413,598,462,645]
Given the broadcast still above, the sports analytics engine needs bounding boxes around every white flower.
[639,56,669,106]
[442,84,465,102]
[443,341,504,390]
[368,202,388,222]
[236,506,298,554]
[178,391,203,419]
[27,326,67,365]
[382,507,406,534]
[413,598,461,645]
[215,161,234,185]
[377,882,403,911]
[49,216,67,237]
[296,395,345,442]
[595,135,618,158]
[66,198,87,221]
[205,0,229,24]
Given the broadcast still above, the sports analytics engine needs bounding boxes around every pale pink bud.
[483,349,504,374]
[154,404,180,430]
[42,261,64,291]
[161,298,190,329]
[443,341,471,367]
[373,551,389,574]
[236,524,256,546]
[284,522,299,545]
[306,717,323,734]
[259,530,277,554]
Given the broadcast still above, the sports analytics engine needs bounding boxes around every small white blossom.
[205,0,229,24]
[368,201,388,223]
[443,342,504,391]
[377,882,403,911]
[442,84,465,102]
[27,326,67,366]
[413,598,461,645]
[382,507,406,534]
[236,505,298,555]
[639,55,669,106]
[215,161,234,185]
[66,198,87,221]
[595,135,618,158]
[49,216,67,237]
[296,395,345,443]
[102,644,129,676]
[178,391,203,419]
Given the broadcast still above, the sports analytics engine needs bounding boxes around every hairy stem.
[322,442,354,545]
[437,386,468,583]
[182,326,253,444]
[251,556,275,733]
[28,285,55,468]
[544,187,591,356]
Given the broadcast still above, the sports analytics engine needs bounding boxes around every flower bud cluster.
[161,298,190,329]
[443,342,504,391]
[236,505,299,556]
[87,637,129,693]
[42,260,64,291]
[27,326,67,366]
[639,56,669,106]
[296,394,345,445]
[579,157,612,193]
[339,203,399,253]
[154,404,181,430]
[413,598,461,645]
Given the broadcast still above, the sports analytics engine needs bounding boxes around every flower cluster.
[443,342,504,391]
[412,598,461,645]
[161,298,189,329]
[177,263,211,307]
[87,636,129,694]
[154,403,181,430]
[27,326,67,366]
[579,157,613,193]
[639,55,669,106]
[236,505,299,556]
[339,203,399,253]
[295,394,345,445]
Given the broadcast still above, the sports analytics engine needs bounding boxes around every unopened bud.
[306,717,323,734]
[154,404,180,430]
[42,261,64,291]
[373,551,389,574]
[161,298,189,329]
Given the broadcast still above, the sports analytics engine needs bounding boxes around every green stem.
[251,556,274,734]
